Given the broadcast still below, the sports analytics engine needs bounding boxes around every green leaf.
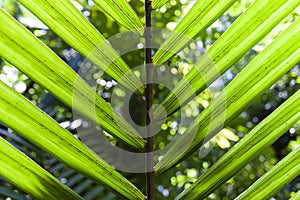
[0,137,82,200]
[153,0,237,64]
[175,89,300,199]
[0,9,145,149]
[236,146,300,199]
[154,17,300,173]
[153,0,300,119]
[151,0,169,9]
[0,81,145,200]
[291,191,300,200]
[18,0,144,94]
[93,0,143,34]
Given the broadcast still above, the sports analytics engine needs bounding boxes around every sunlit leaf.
[291,191,300,200]
[151,0,169,9]
[18,0,144,94]
[155,18,300,173]
[0,81,145,200]
[153,0,237,64]
[236,146,300,199]
[153,0,299,119]
[175,90,300,199]
[0,9,145,149]
[93,0,143,34]
[0,137,82,200]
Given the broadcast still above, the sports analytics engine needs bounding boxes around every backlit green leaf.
[153,0,237,64]
[152,0,169,9]
[0,137,82,200]
[0,9,145,149]
[154,17,300,173]
[236,146,300,199]
[0,81,145,200]
[18,0,144,94]
[176,90,300,199]
[93,0,143,34]
[153,0,299,119]
[291,191,300,200]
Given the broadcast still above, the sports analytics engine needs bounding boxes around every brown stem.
[145,0,154,199]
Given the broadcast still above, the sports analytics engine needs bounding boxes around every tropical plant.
[0,0,299,199]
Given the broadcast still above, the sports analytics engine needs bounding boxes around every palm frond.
[18,0,144,94]
[93,0,143,34]
[155,17,300,173]
[151,0,169,9]
[0,9,145,149]
[153,0,237,64]
[236,146,300,199]
[0,137,82,199]
[0,81,145,200]
[175,89,300,199]
[291,191,300,200]
[0,0,298,199]
[153,0,299,119]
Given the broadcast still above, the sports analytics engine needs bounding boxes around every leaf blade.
[153,0,300,119]
[291,191,300,200]
[0,81,145,200]
[0,137,83,200]
[152,0,169,9]
[0,9,145,149]
[155,17,300,173]
[236,146,300,199]
[18,0,144,94]
[93,0,143,34]
[176,89,300,199]
[153,0,237,64]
